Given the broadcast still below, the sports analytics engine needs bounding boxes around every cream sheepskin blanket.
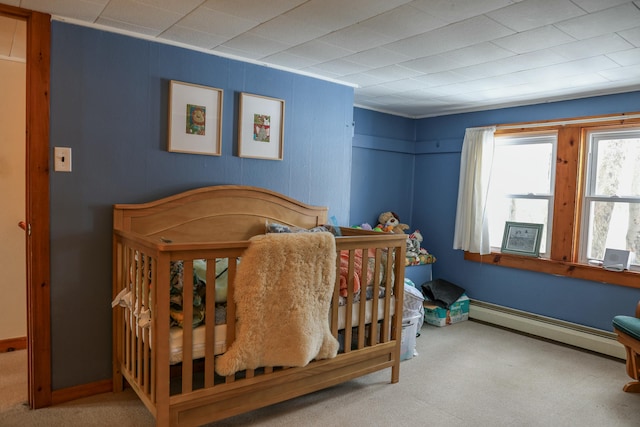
[215,231,339,376]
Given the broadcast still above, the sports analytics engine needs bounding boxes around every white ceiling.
[2,0,640,118]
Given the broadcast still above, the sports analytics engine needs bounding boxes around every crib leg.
[113,363,124,392]
[623,381,640,393]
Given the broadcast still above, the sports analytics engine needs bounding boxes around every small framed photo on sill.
[501,222,543,257]
[168,80,223,156]
[238,92,284,160]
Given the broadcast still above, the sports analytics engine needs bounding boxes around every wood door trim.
[1,4,52,409]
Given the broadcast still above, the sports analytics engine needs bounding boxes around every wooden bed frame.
[112,185,406,426]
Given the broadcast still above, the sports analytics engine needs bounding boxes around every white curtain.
[453,126,496,254]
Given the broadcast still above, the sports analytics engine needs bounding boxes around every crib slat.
[150,255,157,403]
[357,248,368,349]
[344,249,355,352]
[381,248,394,342]
[204,258,216,389]
[142,254,151,394]
[369,248,382,346]
[330,257,340,337]
[182,260,194,393]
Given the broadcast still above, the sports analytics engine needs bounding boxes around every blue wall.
[353,92,640,334]
[49,22,354,389]
[350,109,416,228]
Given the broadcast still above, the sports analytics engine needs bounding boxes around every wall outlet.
[54,147,72,172]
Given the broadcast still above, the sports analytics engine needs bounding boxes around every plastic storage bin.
[400,314,421,361]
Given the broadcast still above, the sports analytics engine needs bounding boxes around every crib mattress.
[168,296,395,365]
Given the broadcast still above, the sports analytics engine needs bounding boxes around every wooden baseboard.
[0,336,27,353]
[51,379,113,406]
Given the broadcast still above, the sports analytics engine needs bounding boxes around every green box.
[423,294,469,327]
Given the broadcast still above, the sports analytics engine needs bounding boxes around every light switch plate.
[54,147,72,172]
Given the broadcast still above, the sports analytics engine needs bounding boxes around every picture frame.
[168,80,223,156]
[501,222,544,257]
[238,92,284,160]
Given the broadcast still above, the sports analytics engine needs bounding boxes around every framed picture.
[168,80,223,156]
[238,92,284,160]
[501,222,544,257]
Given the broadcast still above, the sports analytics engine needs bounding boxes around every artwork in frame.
[168,80,223,156]
[238,92,284,160]
[501,222,544,257]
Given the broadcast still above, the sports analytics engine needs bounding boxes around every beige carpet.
[1,320,639,426]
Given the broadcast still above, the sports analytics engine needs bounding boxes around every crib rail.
[112,228,405,424]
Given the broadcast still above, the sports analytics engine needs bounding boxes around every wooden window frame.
[465,112,640,290]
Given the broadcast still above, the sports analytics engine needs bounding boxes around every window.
[581,128,640,270]
[464,112,640,289]
[488,134,556,256]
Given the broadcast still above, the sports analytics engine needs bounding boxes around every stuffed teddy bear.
[377,211,409,234]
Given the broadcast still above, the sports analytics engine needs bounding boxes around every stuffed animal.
[406,229,423,257]
[377,211,409,234]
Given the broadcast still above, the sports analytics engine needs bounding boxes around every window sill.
[464,251,640,289]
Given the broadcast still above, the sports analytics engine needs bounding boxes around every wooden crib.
[112,185,406,426]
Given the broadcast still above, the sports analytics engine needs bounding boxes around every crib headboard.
[113,185,329,243]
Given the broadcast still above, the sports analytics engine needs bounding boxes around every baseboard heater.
[469,299,625,360]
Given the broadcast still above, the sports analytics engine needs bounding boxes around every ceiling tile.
[385,14,514,58]
[21,0,107,21]
[248,15,328,46]
[159,25,227,49]
[598,63,640,81]
[220,33,291,59]
[606,48,640,66]
[413,70,471,88]
[94,16,162,36]
[551,33,634,60]
[100,0,182,31]
[359,4,446,40]
[341,47,413,69]
[435,42,516,67]
[135,0,203,15]
[178,6,258,39]
[200,0,305,22]
[493,25,576,54]
[454,50,566,80]
[339,72,389,88]
[486,0,586,32]
[304,58,369,76]
[619,26,640,47]
[570,0,630,13]
[261,51,320,69]
[362,64,424,82]
[555,3,640,40]
[513,56,620,83]
[283,0,413,31]
[318,24,395,52]
[281,40,354,62]
[410,0,523,23]
[400,55,468,75]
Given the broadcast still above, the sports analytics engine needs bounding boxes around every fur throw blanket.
[215,232,339,376]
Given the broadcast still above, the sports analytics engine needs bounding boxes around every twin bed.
[112,185,406,426]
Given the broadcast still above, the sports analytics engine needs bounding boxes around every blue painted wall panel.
[50,22,353,389]
[350,108,415,228]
